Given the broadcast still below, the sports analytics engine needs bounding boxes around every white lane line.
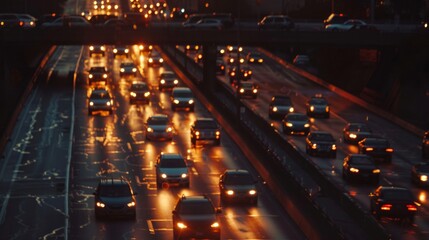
[147,220,155,235]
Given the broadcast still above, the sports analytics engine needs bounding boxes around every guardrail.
[162,45,391,240]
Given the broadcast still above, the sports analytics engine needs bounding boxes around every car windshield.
[224,173,254,185]
[161,73,175,78]
[121,63,135,67]
[195,120,217,129]
[131,84,148,91]
[99,185,131,197]
[160,157,186,168]
[381,189,413,201]
[349,156,373,165]
[148,117,168,125]
[312,133,334,141]
[180,201,214,215]
[174,91,193,98]
[273,97,291,105]
[90,91,110,99]
[90,67,106,72]
[309,98,327,105]
[365,139,389,147]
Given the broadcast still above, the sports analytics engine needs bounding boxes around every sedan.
[159,71,179,90]
[129,81,150,104]
[219,169,258,205]
[113,45,129,58]
[358,137,393,163]
[258,15,294,30]
[246,52,264,64]
[88,87,114,115]
[268,95,294,119]
[119,62,138,78]
[306,95,330,118]
[342,154,380,184]
[305,131,336,158]
[237,82,258,99]
[155,153,189,188]
[282,113,310,135]
[88,66,109,85]
[171,87,195,111]
[343,122,372,144]
[147,51,164,67]
[184,18,223,30]
[411,162,429,187]
[325,19,367,32]
[40,16,91,28]
[145,114,173,141]
[369,186,418,222]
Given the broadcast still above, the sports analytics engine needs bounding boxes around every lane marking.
[147,220,155,235]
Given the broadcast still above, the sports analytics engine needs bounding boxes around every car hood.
[174,97,193,102]
[149,125,169,131]
[224,184,256,191]
[99,196,133,206]
[90,98,110,104]
[179,214,216,223]
[159,167,188,175]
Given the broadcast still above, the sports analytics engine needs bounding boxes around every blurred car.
[227,45,243,53]
[343,122,372,144]
[237,82,258,99]
[89,45,106,57]
[138,44,153,53]
[184,44,200,53]
[216,59,226,75]
[268,95,294,119]
[282,113,310,135]
[89,14,117,25]
[227,54,245,65]
[93,177,137,219]
[228,66,252,83]
[190,118,221,146]
[305,131,337,158]
[155,153,190,188]
[358,137,393,163]
[411,162,429,187]
[369,186,418,222]
[422,131,429,158]
[219,169,258,205]
[113,45,129,58]
[88,66,109,85]
[159,71,179,90]
[246,52,264,64]
[88,87,114,115]
[129,81,150,104]
[0,13,25,28]
[119,62,138,78]
[171,87,195,111]
[172,195,221,240]
[184,18,223,30]
[16,14,37,28]
[194,50,203,63]
[145,114,173,141]
[342,154,380,183]
[147,51,164,67]
[36,13,61,26]
[325,19,367,32]
[293,54,310,66]
[323,13,349,27]
[306,95,330,118]
[40,15,91,28]
[258,15,294,30]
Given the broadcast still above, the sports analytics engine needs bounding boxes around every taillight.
[380,204,392,211]
[407,204,417,211]
[386,148,394,153]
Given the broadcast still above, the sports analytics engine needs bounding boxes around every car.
[257,15,294,30]
[227,45,243,53]
[89,45,106,57]
[411,162,429,187]
[40,15,91,28]
[16,14,37,28]
[129,81,150,104]
[119,62,138,78]
[190,118,221,146]
[0,13,25,28]
[325,19,367,32]
[155,153,190,188]
[88,66,109,85]
[306,95,330,118]
[342,154,380,183]
[358,137,394,163]
[343,122,373,144]
[237,81,258,99]
[89,14,117,25]
[184,44,199,53]
[138,44,153,53]
[182,13,207,27]
[282,113,310,135]
[159,71,179,90]
[369,186,418,222]
[88,87,114,115]
[422,131,429,158]
[323,13,349,27]
[194,50,203,63]
[172,195,221,240]
[219,169,258,205]
[113,45,129,58]
[227,54,245,65]
[305,131,337,158]
[104,18,128,29]
[293,54,310,66]
[171,87,195,111]
[268,95,294,119]
[93,177,137,219]
[147,51,164,67]
[246,52,264,64]
[184,18,223,30]
[145,114,173,141]
[228,66,252,84]
[216,59,226,75]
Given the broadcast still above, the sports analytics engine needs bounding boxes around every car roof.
[160,153,183,160]
[172,87,191,92]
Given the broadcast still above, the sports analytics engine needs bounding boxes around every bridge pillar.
[202,44,217,91]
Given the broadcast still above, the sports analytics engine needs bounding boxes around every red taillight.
[19,21,24,26]
[407,204,417,211]
[386,148,394,153]
[380,204,392,211]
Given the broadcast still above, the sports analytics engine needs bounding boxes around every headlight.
[226,190,234,195]
[147,127,153,132]
[148,58,153,63]
[420,175,428,182]
[161,173,167,178]
[120,68,125,72]
[103,74,108,78]
[130,92,137,97]
[239,89,244,93]
[311,143,317,149]
[89,74,93,78]
[195,131,200,136]
[365,147,374,151]
[89,46,94,51]
[289,107,294,112]
[100,46,105,51]
[304,123,310,128]
[159,58,164,63]
[113,49,118,53]
[132,68,137,72]
[310,106,315,112]
[331,144,337,150]
[258,59,263,63]
[96,202,105,208]
[350,167,359,173]
[173,99,180,104]
[272,107,278,112]
[106,101,111,106]
[349,133,357,139]
[325,106,330,112]
[373,169,381,174]
[127,201,136,207]
[174,80,179,84]
[160,79,165,84]
[250,58,254,62]
[144,92,150,97]
[211,222,220,228]
[286,122,293,127]
[181,173,187,178]
[124,49,129,53]
[249,190,257,195]
[177,222,187,229]
[166,127,172,132]
[216,131,220,136]
[188,99,194,104]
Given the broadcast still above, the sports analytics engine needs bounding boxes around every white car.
[41,16,91,28]
[325,19,367,32]
[184,18,223,30]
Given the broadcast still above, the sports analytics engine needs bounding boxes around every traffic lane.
[0,46,82,239]
[70,49,305,239]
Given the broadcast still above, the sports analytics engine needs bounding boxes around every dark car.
[306,95,330,118]
[369,186,418,222]
[358,137,393,163]
[156,153,190,188]
[219,169,258,205]
[159,71,179,90]
[282,113,310,135]
[268,95,294,119]
[93,177,137,219]
[342,154,380,183]
[258,15,294,30]
[147,51,164,67]
[216,59,226,75]
[305,131,337,158]
[171,87,195,111]
[228,66,252,83]
[129,81,150,104]
[89,14,117,25]
[172,195,221,240]
[422,131,429,158]
[89,45,106,57]
[246,52,264,64]
[323,13,349,27]
[88,66,109,85]
[343,122,372,144]
[113,45,129,58]
[190,118,221,146]
[411,162,429,187]
[237,82,258,99]
[145,114,173,141]
[120,62,138,78]
[88,87,114,115]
